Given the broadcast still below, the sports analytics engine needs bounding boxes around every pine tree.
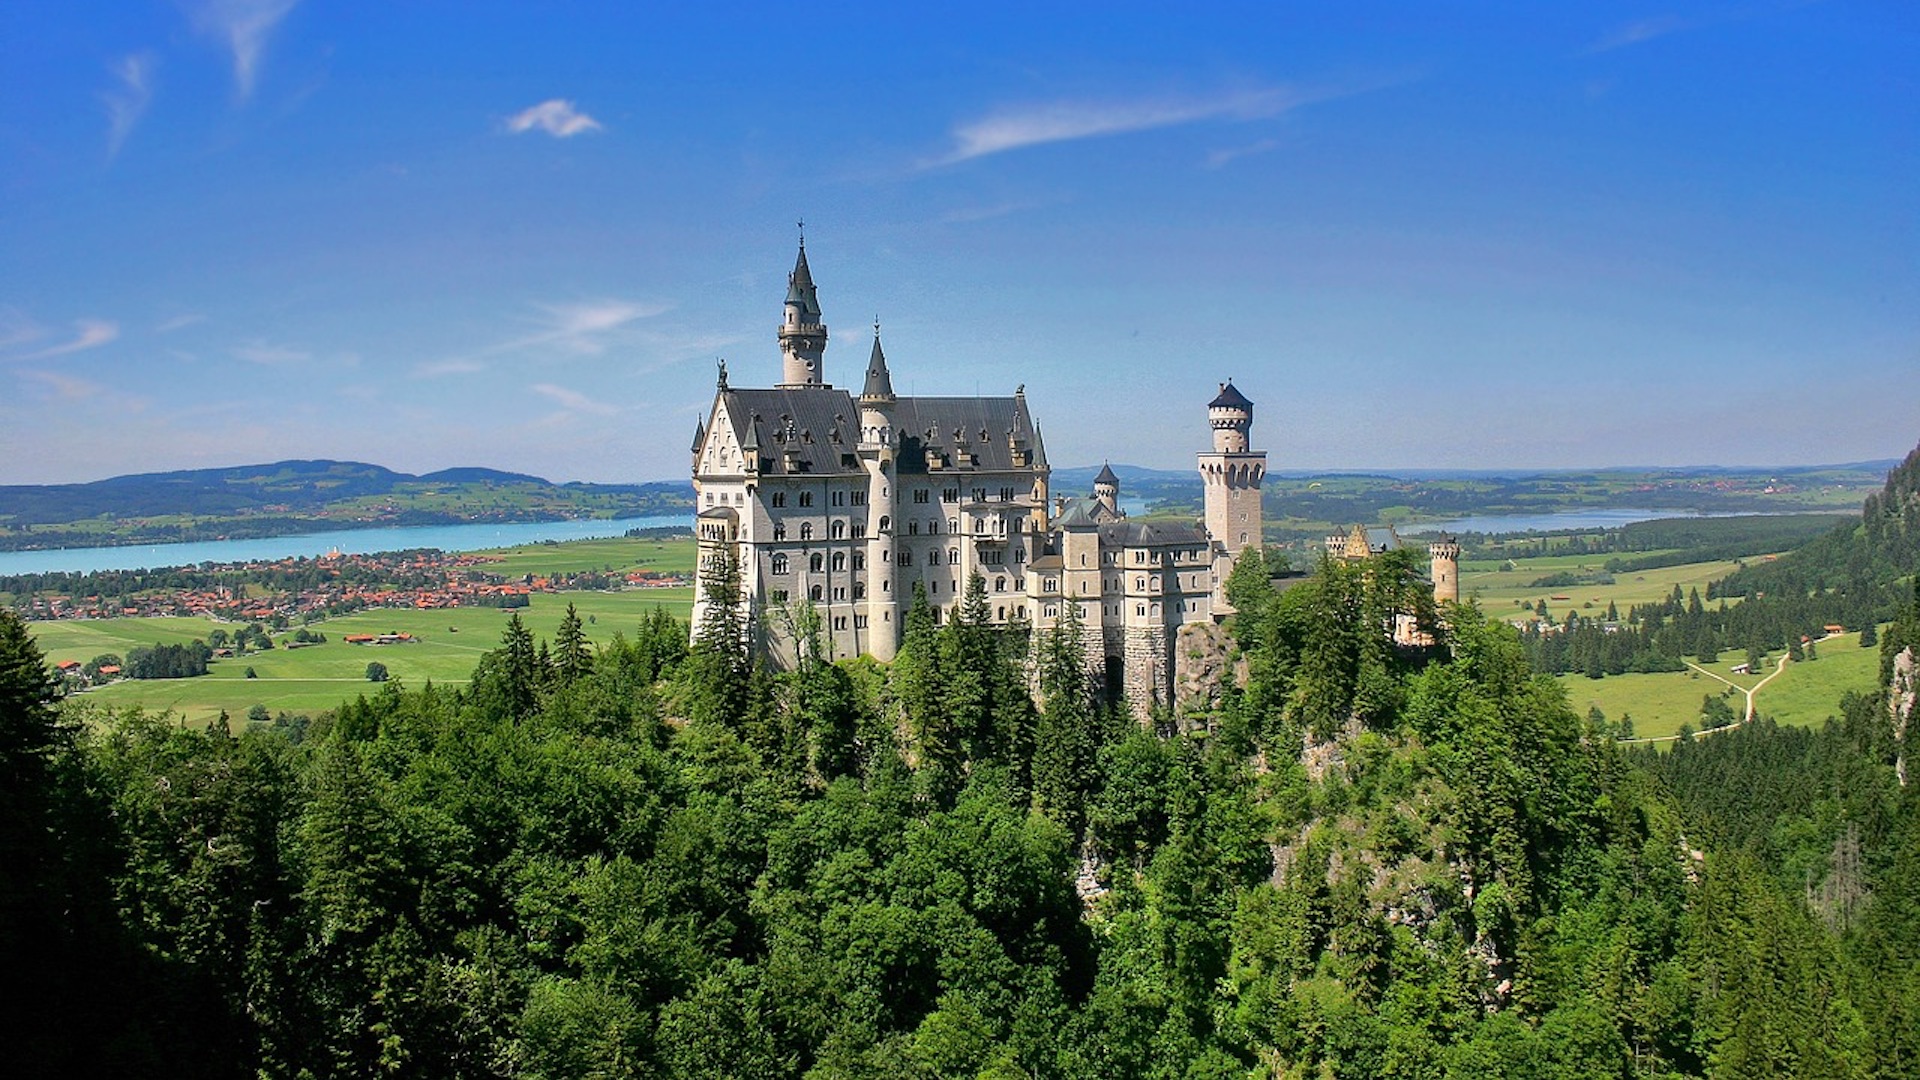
[501,612,539,719]
[1032,592,1096,834]
[554,602,593,683]
[686,546,753,729]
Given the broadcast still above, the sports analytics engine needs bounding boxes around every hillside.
[0,460,693,551]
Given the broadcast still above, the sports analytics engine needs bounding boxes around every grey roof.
[717,386,863,476]
[1094,462,1119,486]
[1209,381,1253,409]
[1099,519,1210,548]
[1055,501,1101,529]
[892,394,1042,475]
[785,245,822,319]
[862,336,895,399]
[690,418,706,453]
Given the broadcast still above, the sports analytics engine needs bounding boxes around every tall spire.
[861,322,895,401]
[778,234,828,387]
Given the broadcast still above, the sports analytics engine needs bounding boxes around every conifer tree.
[1032,591,1097,834]
[554,602,593,683]
[686,546,753,729]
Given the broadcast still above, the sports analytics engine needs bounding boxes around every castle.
[690,241,1438,716]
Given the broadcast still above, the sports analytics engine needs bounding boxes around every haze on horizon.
[2,2,1914,487]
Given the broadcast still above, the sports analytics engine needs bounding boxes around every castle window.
[853,582,866,599]
[1240,532,1248,544]
[834,616,847,631]
[830,520,845,540]
[770,589,788,603]
[855,614,868,629]
[1014,578,1024,591]
[810,553,824,573]
[949,518,959,533]
[999,487,1014,501]
[772,524,787,541]
[914,489,930,504]
[994,577,1005,592]
[833,587,846,601]
[851,490,866,506]
[810,585,823,601]
[997,606,1005,620]
[878,515,890,532]
[1045,605,1058,618]
[1043,578,1057,592]
[831,552,846,572]
[771,492,786,508]
[1137,604,1146,616]
[930,519,941,535]
[972,488,987,502]
[832,490,845,507]
[942,488,958,503]
[799,492,814,507]
[1014,548,1025,563]
[853,552,866,571]
[771,553,789,575]
[851,523,866,539]
[897,551,912,567]
[908,521,919,536]
[948,548,959,565]
[800,523,814,540]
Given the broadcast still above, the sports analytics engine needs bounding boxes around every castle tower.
[1093,461,1120,516]
[1429,535,1460,605]
[858,329,899,659]
[778,239,828,387]
[1197,381,1265,557]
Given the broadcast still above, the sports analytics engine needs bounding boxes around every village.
[10,547,690,626]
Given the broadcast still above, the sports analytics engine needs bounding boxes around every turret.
[1429,535,1460,605]
[778,239,828,387]
[859,327,895,447]
[1208,381,1253,453]
[1093,461,1120,515]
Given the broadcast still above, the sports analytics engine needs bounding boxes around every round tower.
[1208,380,1253,453]
[1429,535,1460,605]
[778,238,828,387]
[1093,461,1119,515]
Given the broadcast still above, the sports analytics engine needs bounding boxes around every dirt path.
[1619,657,1791,745]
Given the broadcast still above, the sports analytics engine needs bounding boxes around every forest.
[3,502,1917,1077]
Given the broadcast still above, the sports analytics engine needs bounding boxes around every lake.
[1400,508,1761,536]
[0,515,688,576]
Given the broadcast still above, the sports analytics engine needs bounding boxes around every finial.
[797,219,805,248]
[1015,383,1025,396]
[716,357,728,390]
[874,315,881,337]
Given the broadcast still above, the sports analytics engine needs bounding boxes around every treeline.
[1456,512,1850,565]
[1,550,471,607]
[123,640,212,679]
[3,551,1917,1075]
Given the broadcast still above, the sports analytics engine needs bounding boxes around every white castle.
[690,240,1273,716]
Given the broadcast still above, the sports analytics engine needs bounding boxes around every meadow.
[32,536,695,727]
[1459,551,1764,624]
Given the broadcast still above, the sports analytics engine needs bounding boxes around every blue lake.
[0,515,688,576]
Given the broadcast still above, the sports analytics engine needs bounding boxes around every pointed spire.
[691,417,706,453]
[1095,461,1119,486]
[786,239,821,319]
[862,323,895,401]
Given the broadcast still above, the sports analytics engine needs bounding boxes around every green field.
[34,581,692,727]
[1460,552,1767,625]
[1558,630,1883,741]
[478,536,696,578]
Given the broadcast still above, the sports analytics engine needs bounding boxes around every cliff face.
[1892,646,1915,787]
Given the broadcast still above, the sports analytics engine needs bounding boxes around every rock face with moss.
[1892,646,1914,787]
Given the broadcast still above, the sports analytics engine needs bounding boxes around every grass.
[31,536,698,727]
[1558,630,1883,741]
[1462,554,1767,625]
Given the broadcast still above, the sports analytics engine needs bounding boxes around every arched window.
[772,523,786,540]
[809,584,822,601]
[809,553,823,573]
[800,522,814,540]
[831,552,846,572]
[771,553,788,575]
[994,577,1005,592]
[948,548,959,565]
[878,515,890,532]
[830,520,845,540]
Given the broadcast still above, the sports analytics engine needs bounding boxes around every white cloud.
[155,313,207,333]
[531,382,618,415]
[1589,15,1691,53]
[187,0,301,100]
[1204,138,1279,170]
[17,369,106,400]
[102,52,156,158]
[231,340,310,365]
[497,298,669,356]
[931,86,1314,166]
[414,359,484,378]
[11,319,120,360]
[505,99,603,138]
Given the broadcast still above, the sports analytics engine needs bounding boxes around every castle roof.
[1208,381,1253,409]
[1055,501,1101,529]
[1099,519,1209,548]
[893,395,1041,475]
[1094,461,1119,486]
[785,244,822,319]
[861,335,895,399]
[716,386,863,475]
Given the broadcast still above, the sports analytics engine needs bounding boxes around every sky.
[1,2,1915,486]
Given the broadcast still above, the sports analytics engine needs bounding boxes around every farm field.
[34,581,692,728]
[1459,552,1769,624]
[1558,630,1883,741]
[478,536,696,578]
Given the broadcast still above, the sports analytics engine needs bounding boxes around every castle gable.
[716,386,863,476]
[892,396,1037,475]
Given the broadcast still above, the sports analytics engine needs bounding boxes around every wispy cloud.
[505,99,603,138]
[414,359,485,378]
[929,83,1361,167]
[531,382,618,416]
[1204,137,1279,170]
[102,52,157,158]
[1589,15,1691,53]
[231,340,310,365]
[155,313,207,333]
[505,299,668,356]
[11,319,120,360]
[188,0,301,100]
[17,369,105,400]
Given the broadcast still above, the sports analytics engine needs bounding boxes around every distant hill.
[0,460,694,551]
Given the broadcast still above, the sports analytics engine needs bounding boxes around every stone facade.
[691,241,1272,717]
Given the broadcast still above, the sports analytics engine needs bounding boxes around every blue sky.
[2,2,1914,485]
